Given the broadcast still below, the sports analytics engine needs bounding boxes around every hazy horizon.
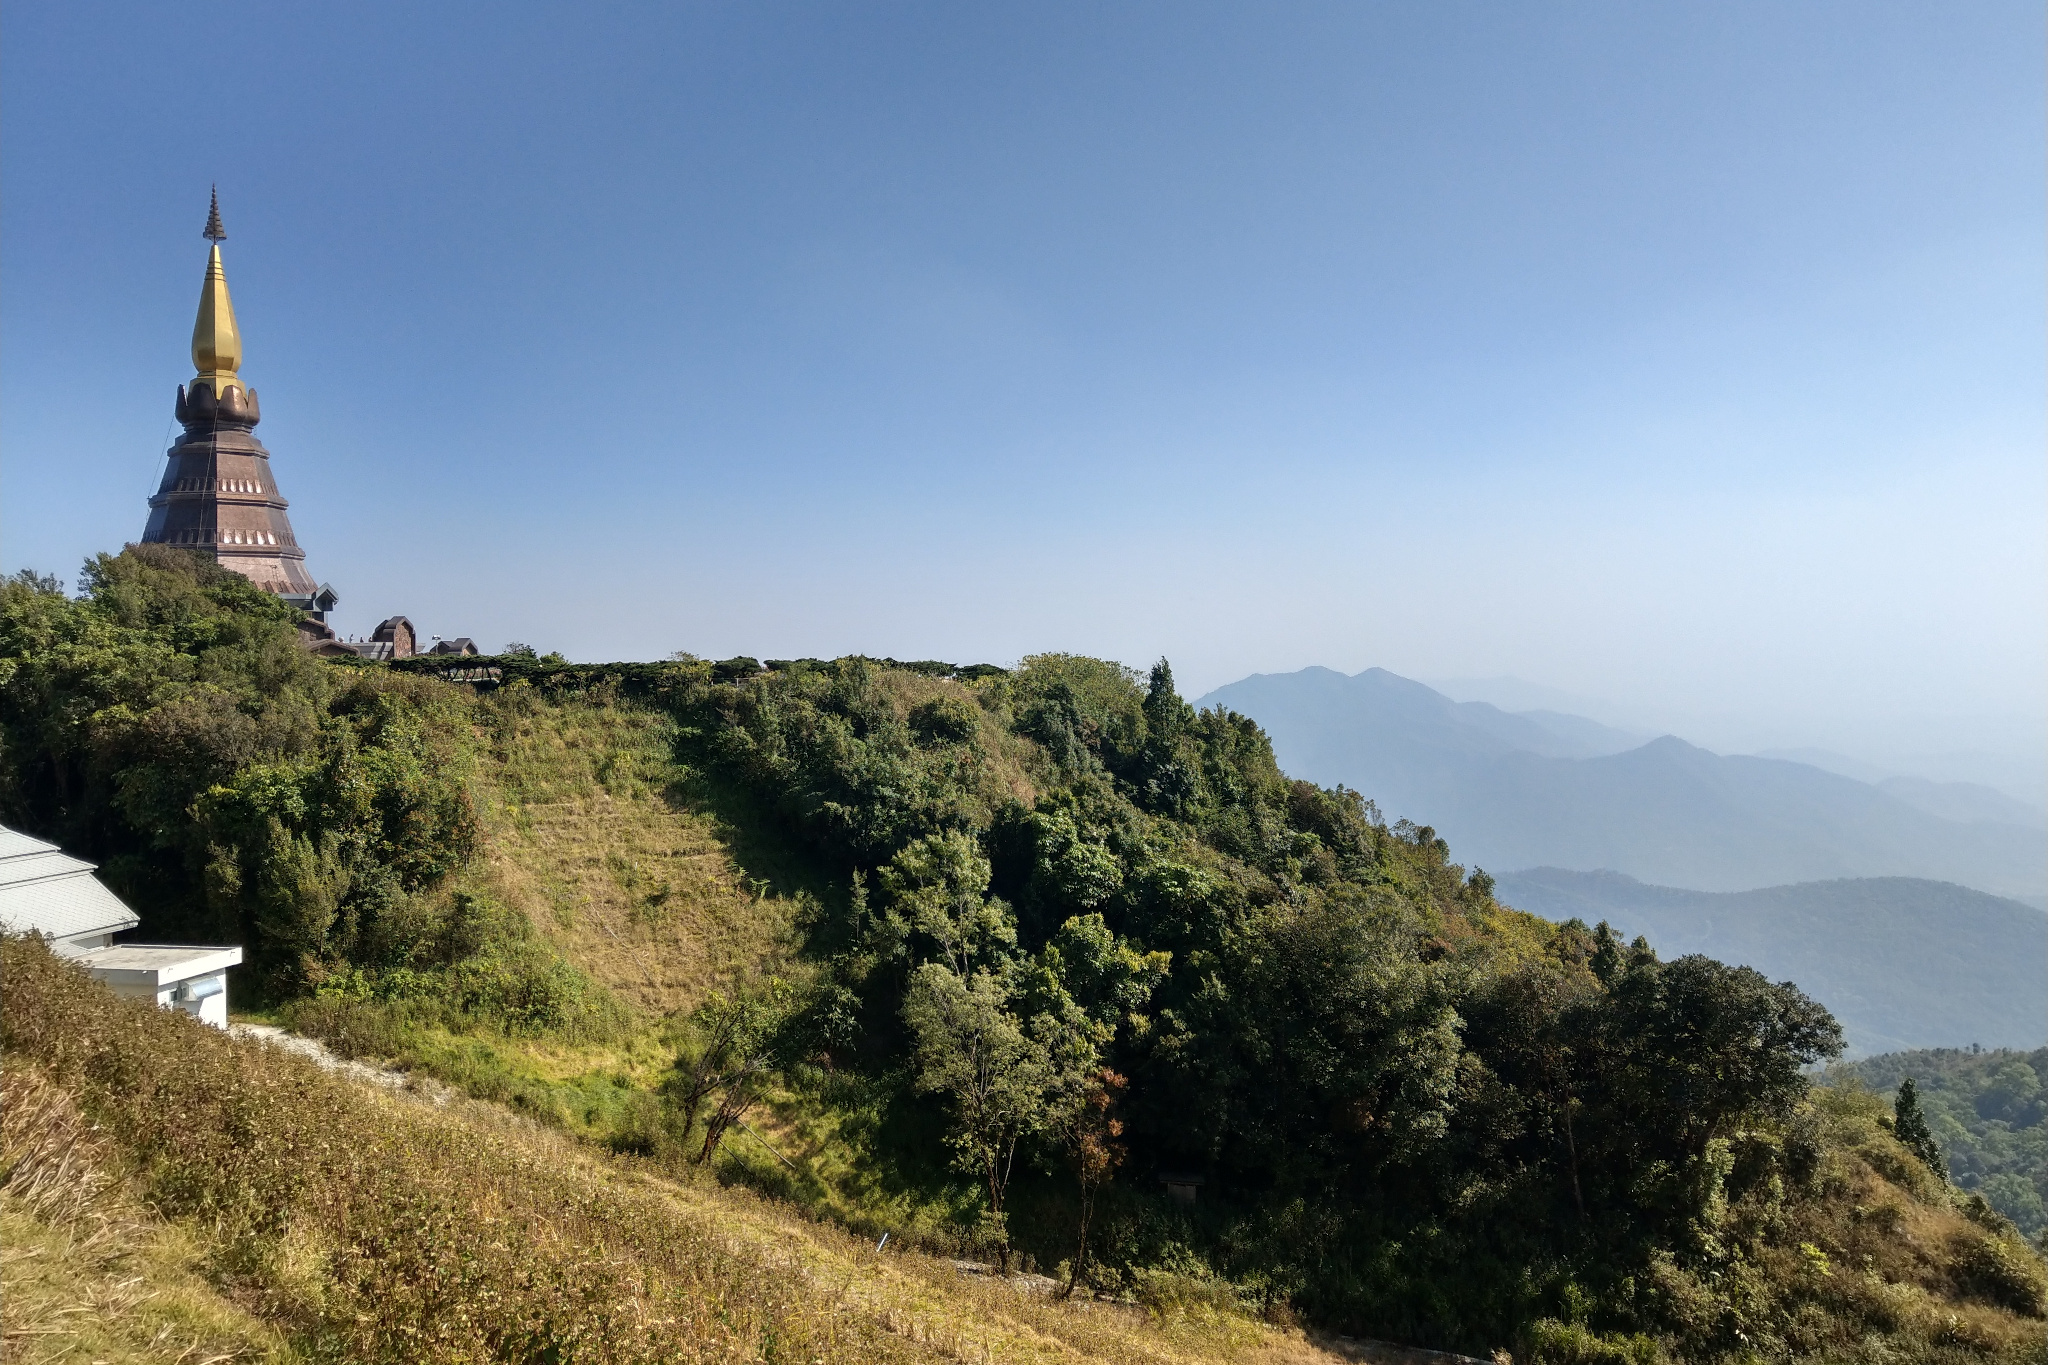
[1178,663,2044,810]
[4,4,2041,803]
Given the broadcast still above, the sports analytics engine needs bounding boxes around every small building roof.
[73,943,242,985]
[0,826,140,946]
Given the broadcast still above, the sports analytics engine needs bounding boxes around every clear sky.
[3,3,2042,794]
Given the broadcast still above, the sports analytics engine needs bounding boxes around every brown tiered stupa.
[141,190,326,607]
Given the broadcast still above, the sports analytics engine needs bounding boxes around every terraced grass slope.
[2,936,1348,1365]
[470,690,801,1015]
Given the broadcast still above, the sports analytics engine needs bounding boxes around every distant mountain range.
[1196,667,2047,903]
[1492,869,2047,1057]
[1753,747,2045,825]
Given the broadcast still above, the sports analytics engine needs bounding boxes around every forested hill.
[1493,870,2048,1057]
[4,547,2045,1364]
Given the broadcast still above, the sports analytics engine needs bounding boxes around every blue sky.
[3,3,2042,792]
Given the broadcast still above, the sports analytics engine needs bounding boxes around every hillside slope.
[1835,1048,2048,1239]
[8,555,2047,1363]
[2,938,1345,1365]
[1197,666,2048,900]
[1492,870,2048,1057]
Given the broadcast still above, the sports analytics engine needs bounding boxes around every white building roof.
[0,826,59,859]
[73,943,242,986]
[0,825,141,946]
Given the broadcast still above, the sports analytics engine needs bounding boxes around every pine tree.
[1892,1077,1948,1181]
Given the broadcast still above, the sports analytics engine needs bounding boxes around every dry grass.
[604,1158,1344,1365]
[3,938,1348,1365]
[472,693,795,1015]
[0,1064,289,1365]
[1763,1085,2048,1360]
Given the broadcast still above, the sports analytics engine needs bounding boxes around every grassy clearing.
[5,937,1346,1365]
[281,689,821,1149]
[472,688,801,1016]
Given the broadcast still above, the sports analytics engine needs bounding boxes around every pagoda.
[141,190,330,615]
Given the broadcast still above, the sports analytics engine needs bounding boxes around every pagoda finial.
[191,189,242,383]
[203,185,226,243]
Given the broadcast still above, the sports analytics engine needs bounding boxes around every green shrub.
[909,695,980,745]
[1951,1229,2048,1317]
[448,938,618,1036]
[1526,1318,1664,1365]
[1130,1268,1244,1319]
[281,994,408,1060]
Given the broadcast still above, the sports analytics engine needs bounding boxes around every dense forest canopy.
[4,547,2042,1363]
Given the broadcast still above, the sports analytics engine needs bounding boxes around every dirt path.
[229,1022,454,1103]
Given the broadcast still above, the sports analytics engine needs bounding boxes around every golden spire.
[191,187,242,387]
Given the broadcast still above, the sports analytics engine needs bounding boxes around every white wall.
[93,971,232,1029]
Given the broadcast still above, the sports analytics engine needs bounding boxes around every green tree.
[1028,913,1170,1033]
[669,981,800,1164]
[878,830,1014,976]
[904,962,1080,1269]
[1893,1077,1949,1182]
[1023,809,1125,914]
[1138,658,1199,815]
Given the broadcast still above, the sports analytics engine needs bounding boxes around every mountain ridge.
[1197,666,2047,901]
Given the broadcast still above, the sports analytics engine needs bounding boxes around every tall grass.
[2,1062,290,1361]
[4,936,933,1363]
